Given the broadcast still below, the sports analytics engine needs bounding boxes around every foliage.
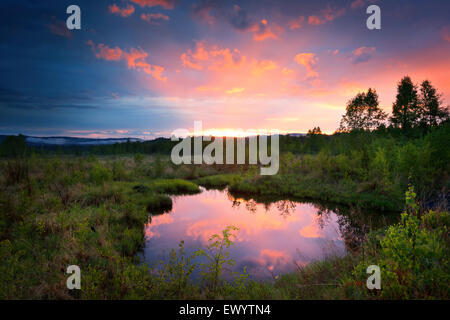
[195,174,242,190]
[339,88,387,131]
[351,187,449,299]
[419,80,449,127]
[391,76,421,129]
[195,226,239,297]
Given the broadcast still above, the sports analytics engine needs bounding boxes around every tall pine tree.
[390,76,420,129]
[419,80,449,127]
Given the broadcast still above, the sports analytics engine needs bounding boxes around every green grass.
[228,174,404,211]
[150,179,201,195]
[195,174,242,190]
[146,194,172,214]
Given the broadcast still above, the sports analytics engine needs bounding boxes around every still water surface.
[143,188,389,280]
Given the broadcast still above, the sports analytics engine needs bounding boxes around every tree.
[418,80,449,127]
[0,134,28,158]
[307,127,322,135]
[338,88,387,132]
[390,76,420,129]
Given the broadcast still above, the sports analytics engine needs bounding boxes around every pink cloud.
[250,19,282,41]
[87,40,166,81]
[282,67,295,77]
[294,53,319,78]
[180,41,209,70]
[288,16,305,30]
[141,13,170,25]
[351,0,365,9]
[252,60,277,76]
[130,0,174,9]
[180,41,246,72]
[308,5,346,25]
[208,47,246,71]
[108,3,135,17]
[352,46,376,64]
[87,40,122,60]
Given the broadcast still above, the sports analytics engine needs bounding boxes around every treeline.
[338,76,449,132]
[0,136,177,157]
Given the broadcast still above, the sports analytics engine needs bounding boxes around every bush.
[146,194,172,214]
[112,160,128,181]
[89,164,112,185]
[352,187,449,299]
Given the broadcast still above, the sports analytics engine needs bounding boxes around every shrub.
[89,164,112,185]
[112,160,128,181]
[146,194,172,214]
[352,187,449,299]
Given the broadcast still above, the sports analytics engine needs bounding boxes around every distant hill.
[0,135,142,146]
[0,133,308,147]
[287,133,307,137]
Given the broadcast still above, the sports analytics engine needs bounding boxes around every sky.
[0,0,449,138]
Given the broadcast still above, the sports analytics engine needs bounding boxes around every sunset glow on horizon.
[1,0,449,139]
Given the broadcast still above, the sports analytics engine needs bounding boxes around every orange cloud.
[352,46,376,64]
[294,53,319,78]
[226,87,245,94]
[87,40,122,60]
[180,42,246,72]
[87,40,166,81]
[288,16,305,30]
[250,19,282,41]
[282,67,295,77]
[208,47,246,71]
[180,41,209,70]
[181,53,203,70]
[108,3,135,17]
[173,42,307,101]
[130,0,174,9]
[308,5,346,25]
[141,13,170,25]
[252,59,277,76]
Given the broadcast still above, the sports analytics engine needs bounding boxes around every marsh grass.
[0,154,448,299]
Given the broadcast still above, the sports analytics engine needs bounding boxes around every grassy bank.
[228,173,403,211]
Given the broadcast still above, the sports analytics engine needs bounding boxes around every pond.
[142,187,396,280]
